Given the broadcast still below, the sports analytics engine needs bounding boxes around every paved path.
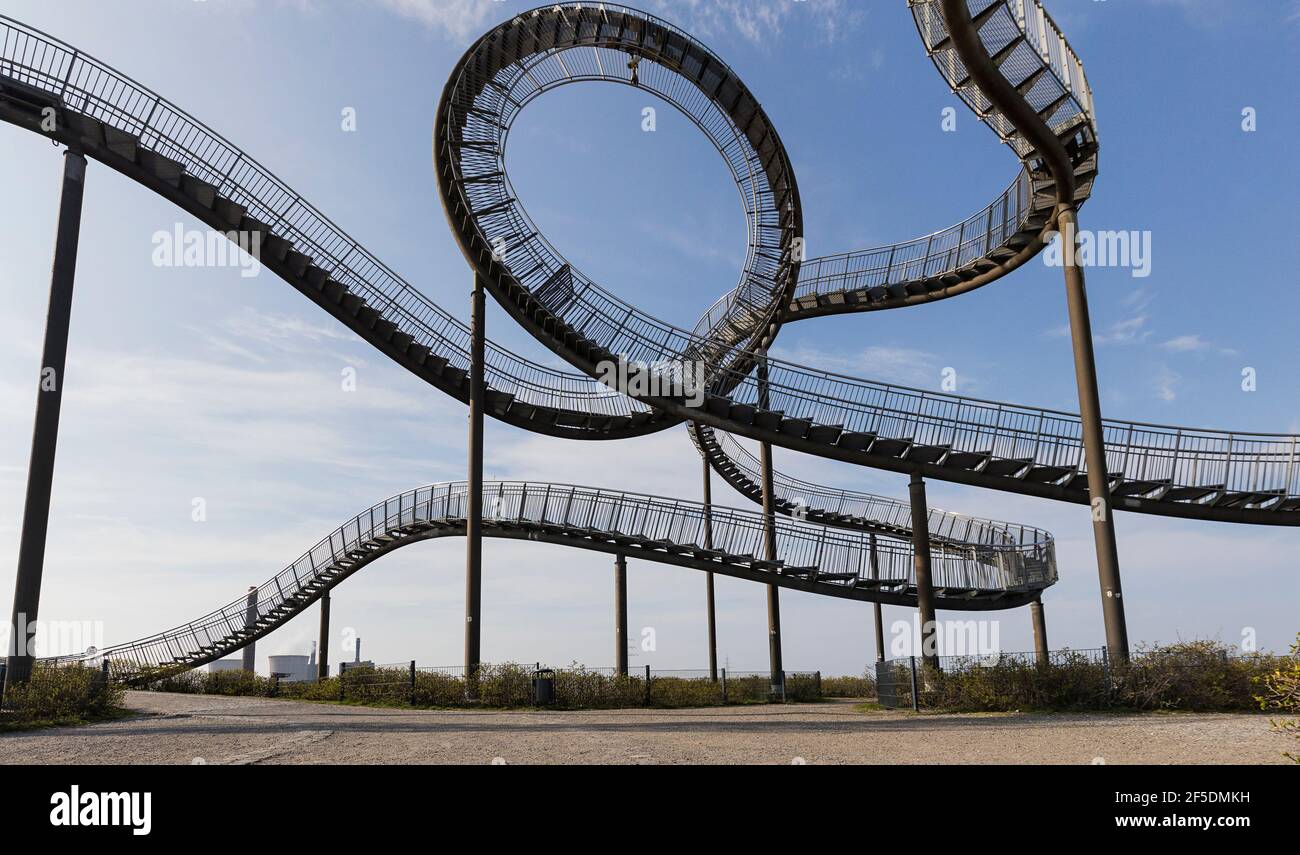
[0,692,1288,764]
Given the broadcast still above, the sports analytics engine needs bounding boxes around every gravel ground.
[0,691,1289,764]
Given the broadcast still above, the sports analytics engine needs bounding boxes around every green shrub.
[821,672,875,698]
[144,661,826,709]
[648,676,723,707]
[147,668,277,697]
[1,663,124,727]
[888,641,1291,713]
[1256,634,1300,763]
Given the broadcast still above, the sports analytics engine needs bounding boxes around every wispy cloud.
[368,0,865,47]
[1154,364,1180,402]
[367,0,502,40]
[773,342,945,389]
[1159,333,1238,357]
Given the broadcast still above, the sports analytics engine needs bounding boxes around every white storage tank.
[267,654,313,683]
[208,658,245,673]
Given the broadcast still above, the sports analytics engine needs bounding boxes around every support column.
[5,150,86,689]
[908,473,938,670]
[464,273,485,691]
[702,455,718,681]
[1057,206,1128,664]
[1030,596,1049,668]
[614,554,628,676]
[242,587,258,673]
[757,354,783,695]
[869,533,885,663]
[317,589,331,680]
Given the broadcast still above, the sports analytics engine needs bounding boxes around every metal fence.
[268,661,824,708]
[0,659,116,718]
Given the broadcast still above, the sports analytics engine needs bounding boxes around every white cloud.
[368,0,865,47]
[1154,364,1180,402]
[773,342,944,389]
[1161,334,1209,353]
[369,0,502,41]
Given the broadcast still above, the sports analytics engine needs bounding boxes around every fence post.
[339,661,347,702]
[0,661,6,708]
[409,660,416,706]
[720,668,727,704]
[909,656,920,712]
[99,658,109,694]
[644,664,651,706]
[815,670,822,699]
[781,670,787,703]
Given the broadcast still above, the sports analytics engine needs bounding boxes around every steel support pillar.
[242,587,258,673]
[317,589,331,680]
[1057,206,1128,663]
[702,456,719,681]
[757,355,783,695]
[5,151,86,689]
[1030,596,1049,668]
[464,273,485,691]
[614,554,628,676]
[908,473,939,669]
[869,533,885,662]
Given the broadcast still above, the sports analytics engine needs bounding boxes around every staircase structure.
[0,2,1292,682]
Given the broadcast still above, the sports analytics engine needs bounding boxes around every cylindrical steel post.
[317,589,331,680]
[5,151,86,688]
[1057,206,1129,664]
[908,473,939,670]
[702,455,718,682]
[242,586,258,673]
[870,533,885,663]
[614,553,628,676]
[1030,596,1049,668]
[465,273,486,691]
[757,355,783,695]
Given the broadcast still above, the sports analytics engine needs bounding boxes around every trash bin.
[532,668,555,705]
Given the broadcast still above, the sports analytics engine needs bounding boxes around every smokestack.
[241,586,259,673]
[308,640,316,667]
[354,637,361,664]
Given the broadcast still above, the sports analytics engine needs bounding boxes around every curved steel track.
[0,2,1290,678]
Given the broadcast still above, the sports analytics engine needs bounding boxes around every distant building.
[267,654,315,683]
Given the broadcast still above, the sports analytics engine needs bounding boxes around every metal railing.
[791,169,1033,304]
[693,424,1056,556]
[909,0,1097,156]
[46,480,1055,678]
[0,14,647,424]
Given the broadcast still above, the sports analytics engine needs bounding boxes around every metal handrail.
[0,13,643,421]
[692,425,1054,552]
[4,0,1297,558]
[47,481,1054,675]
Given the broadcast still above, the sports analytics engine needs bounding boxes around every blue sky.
[1,0,1298,674]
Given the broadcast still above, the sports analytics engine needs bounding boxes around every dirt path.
[0,691,1288,764]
